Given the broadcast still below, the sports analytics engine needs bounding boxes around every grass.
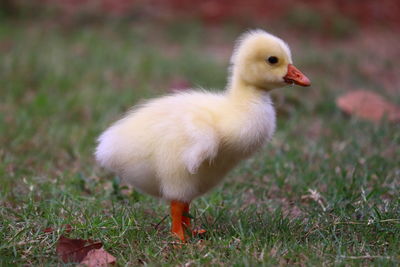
[0,18,399,266]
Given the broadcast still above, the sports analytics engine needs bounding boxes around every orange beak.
[283,64,311,87]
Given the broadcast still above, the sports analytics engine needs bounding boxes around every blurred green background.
[1,0,399,266]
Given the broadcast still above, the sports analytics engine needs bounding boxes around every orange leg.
[170,200,187,242]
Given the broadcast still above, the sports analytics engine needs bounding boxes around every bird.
[95,29,310,242]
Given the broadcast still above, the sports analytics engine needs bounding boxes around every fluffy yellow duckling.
[95,29,310,242]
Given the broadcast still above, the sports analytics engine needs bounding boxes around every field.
[0,18,399,266]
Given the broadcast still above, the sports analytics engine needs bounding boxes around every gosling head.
[230,29,310,90]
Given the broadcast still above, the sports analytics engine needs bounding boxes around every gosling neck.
[227,76,271,103]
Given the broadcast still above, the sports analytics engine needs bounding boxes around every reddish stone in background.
[168,76,191,93]
[336,90,400,123]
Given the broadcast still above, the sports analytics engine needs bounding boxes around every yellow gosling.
[95,29,310,242]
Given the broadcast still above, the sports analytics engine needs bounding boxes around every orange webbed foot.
[171,200,207,242]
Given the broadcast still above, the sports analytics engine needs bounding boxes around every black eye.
[267,56,279,64]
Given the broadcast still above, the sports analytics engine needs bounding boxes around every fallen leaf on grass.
[336,90,400,122]
[43,227,53,233]
[56,235,102,263]
[81,247,116,267]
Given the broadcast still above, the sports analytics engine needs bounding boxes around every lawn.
[0,18,399,266]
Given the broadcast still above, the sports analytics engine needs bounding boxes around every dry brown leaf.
[81,247,116,267]
[56,235,102,263]
[43,227,54,233]
[336,90,400,122]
